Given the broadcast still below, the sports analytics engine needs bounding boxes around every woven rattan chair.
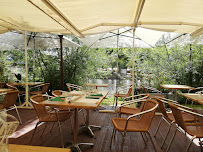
[66,83,82,92]
[0,82,6,88]
[185,87,203,107]
[110,99,158,152]
[113,85,132,108]
[154,96,199,149]
[29,83,50,95]
[30,94,72,148]
[6,83,25,105]
[141,85,164,99]
[116,94,148,117]
[0,90,22,124]
[167,102,203,152]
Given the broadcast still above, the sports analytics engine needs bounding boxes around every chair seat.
[30,91,43,95]
[112,118,148,132]
[167,112,197,122]
[39,111,72,122]
[185,123,203,138]
[19,91,25,94]
[114,93,129,98]
[120,106,141,115]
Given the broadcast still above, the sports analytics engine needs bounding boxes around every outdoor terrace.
[8,106,202,152]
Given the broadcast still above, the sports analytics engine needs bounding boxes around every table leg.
[68,108,93,152]
[79,109,101,137]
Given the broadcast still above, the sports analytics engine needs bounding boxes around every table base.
[68,143,93,152]
[79,125,101,137]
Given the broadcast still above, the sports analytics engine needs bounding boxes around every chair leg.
[154,117,163,137]
[199,138,203,152]
[166,126,178,152]
[18,95,22,105]
[14,105,22,124]
[147,132,157,152]
[41,122,48,138]
[56,111,64,148]
[110,127,116,148]
[30,122,41,144]
[121,131,126,152]
[161,121,175,148]
[50,122,55,132]
[185,136,196,152]
[140,132,147,146]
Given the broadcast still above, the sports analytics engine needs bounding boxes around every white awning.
[0,0,202,37]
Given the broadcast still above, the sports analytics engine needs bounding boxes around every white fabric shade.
[0,32,80,51]
[0,0,202,37]
[81,27,165,48]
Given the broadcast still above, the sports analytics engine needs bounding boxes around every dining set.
[0,81,203,152]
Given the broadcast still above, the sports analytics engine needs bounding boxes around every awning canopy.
[0,32,80,51]
[0,0,202,37]
[81,27,165,48]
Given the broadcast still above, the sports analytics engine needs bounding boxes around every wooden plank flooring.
[7,106,201,152]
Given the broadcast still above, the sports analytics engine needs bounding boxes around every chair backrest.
[30,94,49,121]
[66,83,82,92]
[168,102,187,131]
[52,90,62,97]
[154,96,171,121]
[139,99,158,130]
[41,83,50,94]
[0,82,6,88]
[6,84,18,90]
[188,87,203,94]
[3,90,19,108]
[127,85,132,96]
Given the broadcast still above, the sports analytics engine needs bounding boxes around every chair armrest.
[124,94,147,100]
[124,103,158,131]
[177,107,203,117]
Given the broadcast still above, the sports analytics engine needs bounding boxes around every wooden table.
[8,144,71,152]
[0,88,12,93]
[180,93,203,105]
[160,84,195,101]
[40,90,108,152]
[82,83,109,89]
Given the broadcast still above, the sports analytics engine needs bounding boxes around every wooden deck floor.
[8,106,201,152]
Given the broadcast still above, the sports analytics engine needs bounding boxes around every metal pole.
[132,28,135,98]
[24,31,29,106]
[59,35,64,90]
[33,35,35,81]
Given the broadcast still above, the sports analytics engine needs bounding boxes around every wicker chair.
[0,90,22,124]
[185,87,203,107]
[116,94,148,117]
[6,83,25,105]
[29,83,50,95]
[110,99,158,151]
[30,94,72,148]
[154,96,199,149]
[66,83,82,92]
[0,82,6,88]
[113,85,132,108]
[141,85,164,99]
[167,102,203,152]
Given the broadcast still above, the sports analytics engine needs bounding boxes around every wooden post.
[59,35,64,90]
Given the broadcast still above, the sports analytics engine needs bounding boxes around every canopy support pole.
[59,35,64,90]
[132,28,135,98]
[19,31,33,109]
